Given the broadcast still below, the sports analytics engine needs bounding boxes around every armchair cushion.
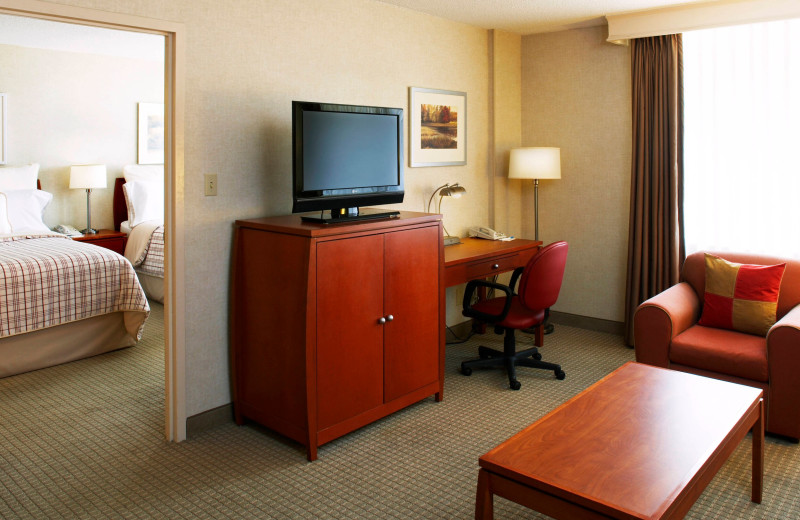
[670,325,768,382]
[698,253,785,336]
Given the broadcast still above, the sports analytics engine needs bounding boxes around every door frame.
[0,0,187,441]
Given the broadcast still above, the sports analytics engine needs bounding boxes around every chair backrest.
[517,241,569,312]
[682,251,800,320]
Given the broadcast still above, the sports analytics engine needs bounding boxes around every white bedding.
[122,220,165,303]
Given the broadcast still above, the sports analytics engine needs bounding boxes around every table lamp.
[508,147,561,241]
[427,183,467,246]
[70,164,107,234]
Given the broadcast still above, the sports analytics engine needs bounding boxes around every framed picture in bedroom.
[0,93,6,164]
[137,102,164,165]
[409,87,467,167]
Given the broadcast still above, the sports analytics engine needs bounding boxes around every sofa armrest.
[766,304,800,439]
[633,282,701,367]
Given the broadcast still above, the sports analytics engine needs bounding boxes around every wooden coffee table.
[476,362,764,519]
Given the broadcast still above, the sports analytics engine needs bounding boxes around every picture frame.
[0,94,6,165]
[409,87,467,167]
[137,102,164,164]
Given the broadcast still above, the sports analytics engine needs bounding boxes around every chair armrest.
[766,304,800,439]
[633,282,700,367]
[508,266,524,293]
[462,279,512,323]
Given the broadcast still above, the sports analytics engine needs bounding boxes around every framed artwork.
[0,94,6,165]
[409,87,466,167]
[137,102,164,164]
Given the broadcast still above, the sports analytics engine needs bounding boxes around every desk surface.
[444,237,541,266]
[443,237,542,288]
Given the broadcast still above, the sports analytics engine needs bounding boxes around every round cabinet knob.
[386,314,394,322]
[492,264,500,269]
[378,317,386,324]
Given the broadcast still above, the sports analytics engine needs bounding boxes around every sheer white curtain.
[683,19,800,259]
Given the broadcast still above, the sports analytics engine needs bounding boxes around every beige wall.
[0,44,163,229]
[522,27,631,321]
[15,0,491,416]
[521,26,631,322]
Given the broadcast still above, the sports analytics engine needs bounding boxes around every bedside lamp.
[509,147,561,241]
[70,164,107,235]
[427,183,466,246]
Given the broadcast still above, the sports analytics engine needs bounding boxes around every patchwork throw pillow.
[698,253,785,336]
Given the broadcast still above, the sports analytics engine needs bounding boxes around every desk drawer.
[464,253,522,280]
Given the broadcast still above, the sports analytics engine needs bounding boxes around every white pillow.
[3,189,53,234]
[123,179,163,227]
[123,164,163,184]
[0,193,12,234]
[0,164,40,191]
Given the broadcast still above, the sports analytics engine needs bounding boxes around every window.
[683,19,800,258]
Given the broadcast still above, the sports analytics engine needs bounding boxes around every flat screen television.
[292,100,404,223]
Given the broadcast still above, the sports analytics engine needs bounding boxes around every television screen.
[292,101,404,222]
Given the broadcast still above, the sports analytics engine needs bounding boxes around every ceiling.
[0,13,163,61]
[374,0,716,35]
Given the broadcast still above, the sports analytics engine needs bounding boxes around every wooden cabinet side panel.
[316,234,386,429]
[232,228,311,432]
[383,225,441,402]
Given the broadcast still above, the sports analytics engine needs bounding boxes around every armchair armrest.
[462,279,513,324]
[766,304,800,439]
[633,282,701,367]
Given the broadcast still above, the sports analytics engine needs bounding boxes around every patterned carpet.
[1,308,798,519]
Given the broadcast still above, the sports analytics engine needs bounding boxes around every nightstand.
[73,229,127,255]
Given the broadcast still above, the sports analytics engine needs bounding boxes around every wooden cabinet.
[231,211,444,460]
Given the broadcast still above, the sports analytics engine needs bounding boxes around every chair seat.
[670,325,768,382]
[472,296,546,330]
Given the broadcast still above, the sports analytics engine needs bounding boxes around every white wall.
[0,43,163,230]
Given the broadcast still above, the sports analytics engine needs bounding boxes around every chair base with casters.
[460,241,569,390]
[461,325,565,390]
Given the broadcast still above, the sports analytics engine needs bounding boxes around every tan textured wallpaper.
[521,25,631,322]
[19,0,491,416]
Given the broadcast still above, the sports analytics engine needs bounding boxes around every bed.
[0,164,150,377]
[113,165,165,303]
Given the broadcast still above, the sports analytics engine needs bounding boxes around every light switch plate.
[204,174,217,196]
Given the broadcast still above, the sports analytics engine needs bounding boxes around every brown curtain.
[624,34,685,345]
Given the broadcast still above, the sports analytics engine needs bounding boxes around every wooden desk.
[443,237,542,288]
[476,362,764,519]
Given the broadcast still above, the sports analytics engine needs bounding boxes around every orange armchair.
[634,251,800,440]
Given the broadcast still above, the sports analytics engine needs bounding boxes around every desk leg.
[752,398,764,503]
[475,469,494,520]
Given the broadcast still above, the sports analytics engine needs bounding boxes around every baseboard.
[189,314,622,437]
[186,403,233,438]
[450,312,624,338]
[548,311,624,336]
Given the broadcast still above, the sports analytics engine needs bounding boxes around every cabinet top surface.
[236,210,441,237]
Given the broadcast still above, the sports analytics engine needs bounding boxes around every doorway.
[0,0,186,441]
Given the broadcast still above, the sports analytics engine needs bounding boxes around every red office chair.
[461,241,568,389]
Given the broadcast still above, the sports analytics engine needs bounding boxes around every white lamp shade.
[70,164,107,190]
[508,147,561,180]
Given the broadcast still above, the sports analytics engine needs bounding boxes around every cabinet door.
[316,234,385,429]
[383,226,440,402]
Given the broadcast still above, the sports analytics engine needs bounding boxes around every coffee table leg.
[476,469,494,520]
[752,398,764,504]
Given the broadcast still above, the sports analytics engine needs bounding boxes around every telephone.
[468,226,513,241]
[54,224,83,237]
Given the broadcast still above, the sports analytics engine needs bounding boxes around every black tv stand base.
[301,208,400,224]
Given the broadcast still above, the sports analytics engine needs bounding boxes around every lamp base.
[81,228,98,235]
[443,236,462,246]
